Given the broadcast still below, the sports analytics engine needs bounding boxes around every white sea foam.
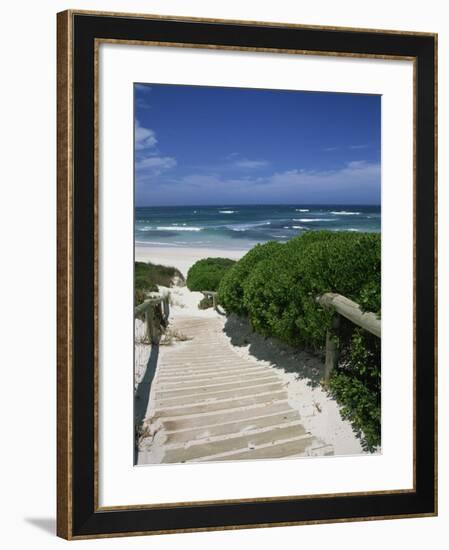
[219,210,236,214]
[135,240,181,247]
[292,225,308,230]
[157,226,202,232]
[297,218,335,222]
[227,221,271,231]
[330,211,361,215]
[295,208,310,212]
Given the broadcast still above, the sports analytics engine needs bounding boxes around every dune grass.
[135,261,185,304]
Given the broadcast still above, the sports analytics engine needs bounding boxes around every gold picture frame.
[57,10,437,539]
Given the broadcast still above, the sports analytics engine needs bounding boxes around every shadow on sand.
[134,344,160,463]
[223,314,325,388]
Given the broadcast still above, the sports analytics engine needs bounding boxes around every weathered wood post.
[135,294,171,346]
[144,304,157,345]
[317,292,381,385]
[324,314,340,385]
[163,294,170,320]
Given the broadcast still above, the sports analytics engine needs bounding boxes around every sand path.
[136,288,336,464]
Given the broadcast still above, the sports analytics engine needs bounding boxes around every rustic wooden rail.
[317,292,381,384]
[201,290,226,315]
[134,293,170,345]
[201,290,218,309]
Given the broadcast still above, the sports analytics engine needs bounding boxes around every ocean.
[135,204,380,250]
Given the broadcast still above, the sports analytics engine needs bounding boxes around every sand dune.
[135,244,247,277]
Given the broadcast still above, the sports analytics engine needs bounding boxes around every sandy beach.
[135,244,248,277]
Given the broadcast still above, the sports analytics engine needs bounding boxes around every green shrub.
[198,295,214,310]
[186,257,236,292]
[329,371,380,451]
[221,230,381,449]
[135,261,184,289]
[218,241,284,315]
[328,326,381,450]
[243,231,380,349]
[134,261,184,305]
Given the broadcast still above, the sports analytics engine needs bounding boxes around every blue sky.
[134,83,380,206]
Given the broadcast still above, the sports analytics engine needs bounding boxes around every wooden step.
[158,400,292,430]
[155,390,287,417]
[163,423,310,463]
[162,410,301,445]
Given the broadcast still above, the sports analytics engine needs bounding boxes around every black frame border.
[59,11,437,539]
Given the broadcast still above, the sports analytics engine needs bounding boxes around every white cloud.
[135,120,157,151]
[232,159,269,169]
[267,160,380,192]
[349,144,369,150]
[134,120,177,178]
[136,155,177,176]
[138,160,380,205]
[222,153,269,170]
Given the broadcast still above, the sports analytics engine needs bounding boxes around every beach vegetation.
[135,261,185,304]
[218,231,381,450]
[186,257,236,292]
[218,241,285,315]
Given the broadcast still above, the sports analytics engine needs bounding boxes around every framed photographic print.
[57,10,437,539]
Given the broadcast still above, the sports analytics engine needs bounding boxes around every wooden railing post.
[324,314,340,385]
[144,304,158,345]
[317,293,381,338]
[135,293,171,346]
[201,290,220,313]
[163,295,170,320]
[317,292,381,386]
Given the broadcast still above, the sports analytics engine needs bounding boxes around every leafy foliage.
[134,261,184,304]
[218,241,284,315]
[186,257,236,292]
[242,232,380,348]
[329,326,381,450]
[218,231,381,449]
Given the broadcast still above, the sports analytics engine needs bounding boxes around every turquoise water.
[135,204,380,250]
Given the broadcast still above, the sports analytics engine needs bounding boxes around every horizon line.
[135,202,381,208]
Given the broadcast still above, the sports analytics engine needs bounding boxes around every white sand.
[135,245,247,277]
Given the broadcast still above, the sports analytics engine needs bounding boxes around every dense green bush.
[241,232,336,344]
[243,231,380,349]
[218,231,381,449]
[329,324,381,451]
[218,241,284,315]
[134,261,184,304]
[186,257,236,292]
